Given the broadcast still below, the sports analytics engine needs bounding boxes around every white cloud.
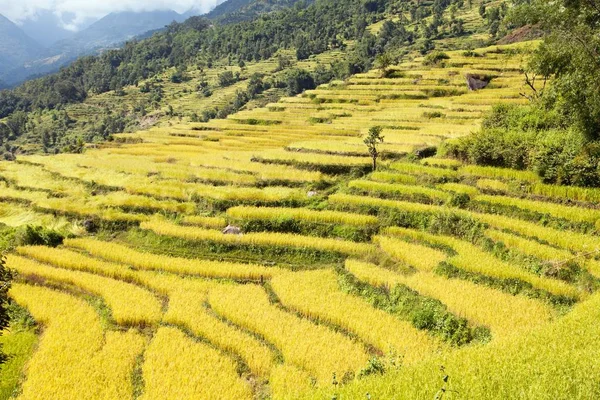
[1,0,222,30]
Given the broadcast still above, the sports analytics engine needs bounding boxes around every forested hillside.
[0,0,465,154]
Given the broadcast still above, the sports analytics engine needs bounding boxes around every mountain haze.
[0,14,43,78]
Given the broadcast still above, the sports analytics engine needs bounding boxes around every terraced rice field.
[2,39,600,399]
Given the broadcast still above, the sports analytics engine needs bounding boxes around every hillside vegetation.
[1,0,600,398]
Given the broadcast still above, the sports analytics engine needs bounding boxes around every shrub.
[423,51,450,66]
[14,226,64,247]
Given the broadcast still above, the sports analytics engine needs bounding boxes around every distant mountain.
[0,0,303,86]
[1,10,187,86]
[0,14,44,78]
[18,10,83,48]
[53,10,185,54]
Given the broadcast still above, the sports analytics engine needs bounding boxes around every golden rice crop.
[8,254,162,325]
[349,180,452,202]
[226,206,379,226]
[16,245,137,281]
[420,158,462,168]
[65,238,281,280]
[0,162,88,197]
[126,180,304,203]
[271,270,441,362]
[9,284,145,400]
[181,215,227,228]
[93,192,196,214]
[0,182,49,203]
[140,327,252,400]
[375,236,448,271]
[475,194,600,225]
[485,230,574,263]
[476,179,510,193]
[328,193,443,214]
[384,228,580,299]
[369,171,418,185]
[208,284,370,384]
[256,149,372,166]
[460,165,539,182]
[140,219,375,257]
[345,259,554,339]
[474,212,600,254]
[390,162,459,179]
[437,182,480,196]
[530,182,600,203]
[301,291,600,400]
[162,281,275,378]
[269,364,314,399]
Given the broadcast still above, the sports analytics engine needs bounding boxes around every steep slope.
[0,14,44,77]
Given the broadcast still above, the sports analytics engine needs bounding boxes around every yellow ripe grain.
[93,192,196,214]
[531,182,600,203]
[269,364,315,400]
[271,270,442,362]
[8,254,162,326]
[16,246,136,281]
[208,284,370,384]
[163,284,275,378]
[226,206,379,226]
[475,194,600,225]
[140,219,375,257]
[460,165,539,182]
[385,228,581,299]
[181,215,227,228]
[369,171,419,185]
[349,180,452,202]
[345,259,554,339]
[390,162,458,179]
[476,179,510,192]
[140,327,252,400]
[437,182,481,196]
[328,193,442,214]
[9,284,145,400]
[485,230,574,263]
[475,212,600,253]
[300,292,600,400]
[65,238,281,280]
[376,236,447,271]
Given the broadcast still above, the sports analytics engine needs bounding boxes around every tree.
[375,53,393,78]
[285,69,316,96]
[364,126,385,170]
[218,71,237,87]
[0,254,13,365]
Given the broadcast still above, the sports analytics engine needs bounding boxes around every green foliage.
[284,69,316,96]
[13,226,65,248]
[338,267,490,346]
[218,71,238,87]
[423,51,450,66]
[446,103,600,187]
[0,254,14,365]
[364,126,385,170]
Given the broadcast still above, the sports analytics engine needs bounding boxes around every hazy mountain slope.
[0,14,44,76]
[18,10,82,47]
[53,10,184,53]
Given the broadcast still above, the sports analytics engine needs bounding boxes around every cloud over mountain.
[1,0,221,31]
